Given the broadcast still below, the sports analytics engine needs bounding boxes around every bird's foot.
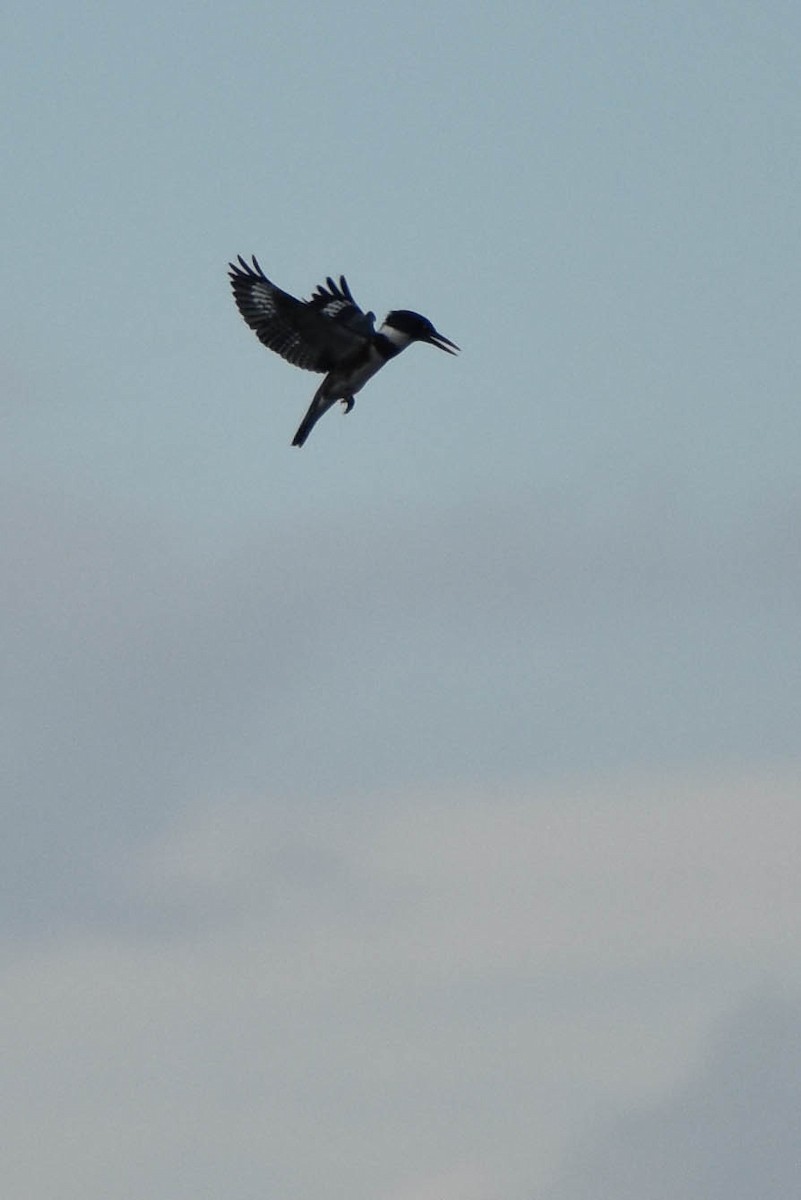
[341,397,355,414]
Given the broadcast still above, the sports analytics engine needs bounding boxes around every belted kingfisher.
[229,255,459,446]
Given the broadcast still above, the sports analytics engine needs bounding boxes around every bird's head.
[383,310,460,354]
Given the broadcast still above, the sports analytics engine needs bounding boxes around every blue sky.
[3,3,801,1198]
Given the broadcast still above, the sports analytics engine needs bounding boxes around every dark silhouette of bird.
[229,256,459,446]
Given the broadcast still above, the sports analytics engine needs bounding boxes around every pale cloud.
[385,1163,498,1200]
[133,765,801,981]
[542,994,801,1200]
[363,768,801,969]
[4,763,795,1199]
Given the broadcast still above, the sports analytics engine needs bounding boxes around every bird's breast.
[326,346,387,399]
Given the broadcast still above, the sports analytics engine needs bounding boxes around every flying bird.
[228,256,459,446]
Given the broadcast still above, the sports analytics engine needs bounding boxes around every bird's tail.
[292,381,338,447]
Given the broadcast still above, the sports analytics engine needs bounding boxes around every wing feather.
[229,256,374,372]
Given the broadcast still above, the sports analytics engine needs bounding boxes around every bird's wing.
[229,256,375,373]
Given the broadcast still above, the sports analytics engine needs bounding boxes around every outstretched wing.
[229,255,375,373]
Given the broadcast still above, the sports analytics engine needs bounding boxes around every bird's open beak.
[427,329,460,355]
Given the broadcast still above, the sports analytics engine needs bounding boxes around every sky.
[3,1,801,1197]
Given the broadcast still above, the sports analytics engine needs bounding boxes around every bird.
[228,255,459,446]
